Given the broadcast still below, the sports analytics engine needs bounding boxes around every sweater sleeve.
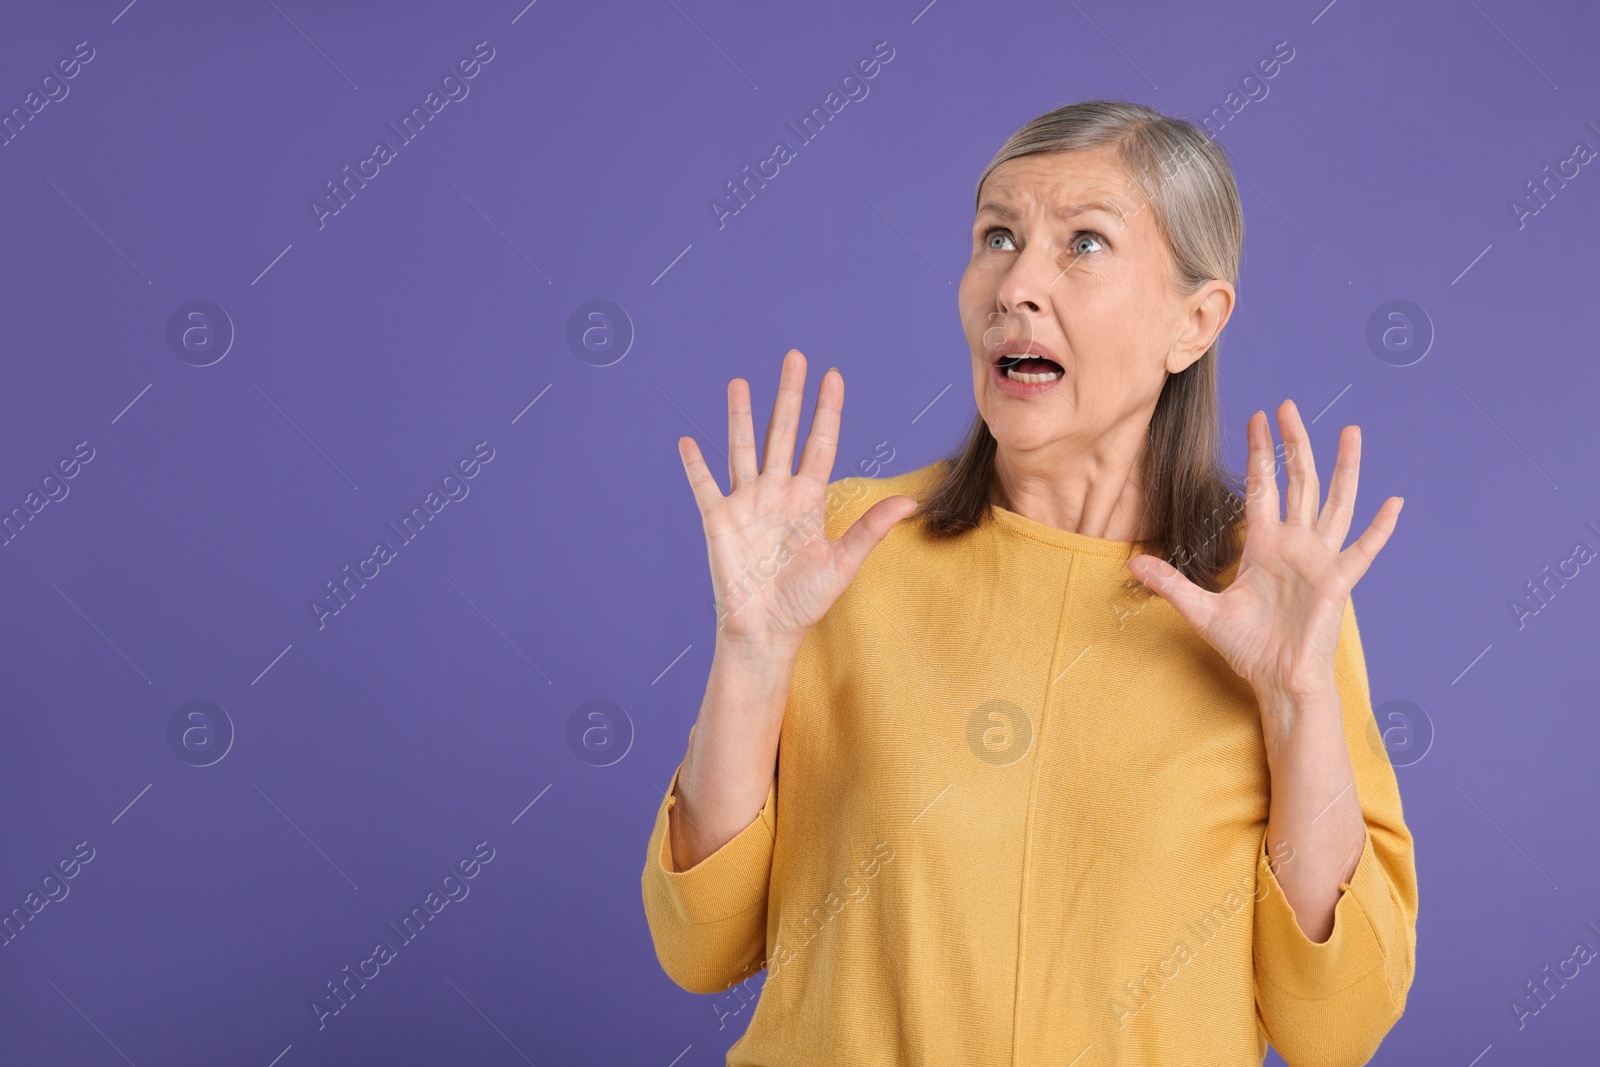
[641,723,777,995]
[1252,597,1419,1067]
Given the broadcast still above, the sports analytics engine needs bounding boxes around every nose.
[992,241,1057,319]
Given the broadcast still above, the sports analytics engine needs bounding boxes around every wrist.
[715,631,803,664]
[1254,680,1342,760]
[1251,670,1338,708]
[709,634,803,705]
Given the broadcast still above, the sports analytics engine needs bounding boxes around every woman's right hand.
[677,349,918,655]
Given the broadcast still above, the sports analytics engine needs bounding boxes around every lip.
[987,338,1065,396]
[987,338,1063,367]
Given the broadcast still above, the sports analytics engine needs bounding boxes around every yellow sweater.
[642,460,1417,1066]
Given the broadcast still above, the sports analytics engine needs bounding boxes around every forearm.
[1257,680,1368,943]
[670,637,799,871]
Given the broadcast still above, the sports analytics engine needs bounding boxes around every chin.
[984,414,1047,447]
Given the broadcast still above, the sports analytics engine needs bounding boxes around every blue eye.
[981,226,1106,255]
[983,226,1015,250]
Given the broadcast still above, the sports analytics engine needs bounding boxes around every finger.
[1317,425,1361,548]
[728,377,758,491]
[829,494,918,583]
[1338,496,1403,586]
[1279,399,1318,527]
[1243,409,1280,528]
[677,436,725,519]
[1127,553,1217,633]
[761,349,806,478]
[796,366,843,487]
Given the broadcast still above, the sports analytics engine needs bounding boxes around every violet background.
[0,0,1596,1064]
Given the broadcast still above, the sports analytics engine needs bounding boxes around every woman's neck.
[990,443,1153,543]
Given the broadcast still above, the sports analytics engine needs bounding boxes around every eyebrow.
[976,199,1125,224]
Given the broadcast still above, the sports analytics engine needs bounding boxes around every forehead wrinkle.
[977,196,1132,227]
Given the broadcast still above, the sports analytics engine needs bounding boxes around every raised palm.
[677,349,917,651]
[1128,400,1403,699]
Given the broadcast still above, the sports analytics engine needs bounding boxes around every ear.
[1164,280,1235,375]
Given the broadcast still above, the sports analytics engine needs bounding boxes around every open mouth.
[995,354,1063,383]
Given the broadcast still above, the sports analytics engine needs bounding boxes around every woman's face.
[958,145,1231,460]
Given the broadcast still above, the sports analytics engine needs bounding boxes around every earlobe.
[1165,342,1208,375]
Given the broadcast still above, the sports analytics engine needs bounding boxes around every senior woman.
[642,99,1417,1067]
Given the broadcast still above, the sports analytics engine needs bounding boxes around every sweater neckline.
[986,502,1141,560]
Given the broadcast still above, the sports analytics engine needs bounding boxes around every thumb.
[832,494,919,581]
[1127,553,1212,629]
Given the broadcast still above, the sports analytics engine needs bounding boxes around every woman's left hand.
[1127,399,1403,703]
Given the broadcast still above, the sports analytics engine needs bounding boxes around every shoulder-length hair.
[912,98,1247,593]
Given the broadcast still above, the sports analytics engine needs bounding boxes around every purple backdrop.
[1,0,1596,1063]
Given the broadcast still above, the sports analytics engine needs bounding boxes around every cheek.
[1097,330,1173,407]
[959,277,1004,353]
[957,271,986,330]
[970,347,992,397]
[1072,278,1161,357]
